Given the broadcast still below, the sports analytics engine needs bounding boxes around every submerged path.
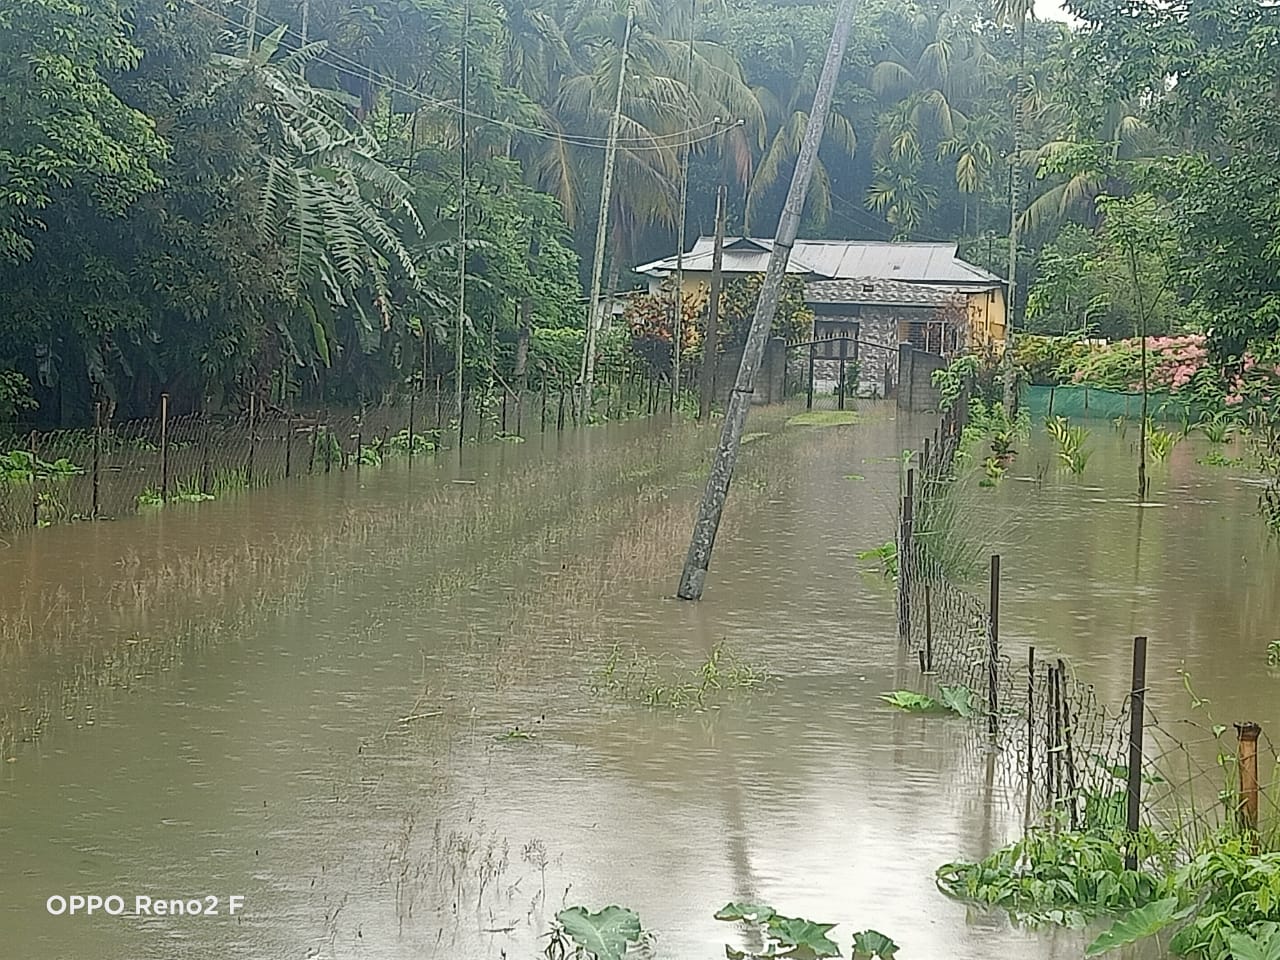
[7,404,1271,959]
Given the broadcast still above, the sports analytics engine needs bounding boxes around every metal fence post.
[1125,635,1149,870]
[160,393,170,501]
[285,416,294,478]
[898,468,914,646]
[1058,658,1079,830]
[201,415,213,494]
[988,553,1000,737]
[355,415,363,474]
[1025,645,1035,828]
[924,582,933,673]
[806,342,815,410]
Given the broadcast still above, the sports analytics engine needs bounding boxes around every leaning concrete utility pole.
[676,0,857,601]
[580,3,635,410]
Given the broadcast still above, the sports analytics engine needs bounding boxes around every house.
[634,237,1006,394]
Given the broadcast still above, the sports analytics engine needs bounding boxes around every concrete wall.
[896,343,947,412]
[716,337,787,407]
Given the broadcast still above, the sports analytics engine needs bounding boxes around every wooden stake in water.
[160,393,170,501]
[92,401,102,519]
[988,554,1000,737]
[1236,721,1262,837]
[1125,635,1148,870]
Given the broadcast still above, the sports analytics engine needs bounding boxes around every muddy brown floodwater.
[0,405,1275,959]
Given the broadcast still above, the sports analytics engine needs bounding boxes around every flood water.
[1,406,1276,959]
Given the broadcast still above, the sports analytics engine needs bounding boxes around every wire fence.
[0,366,675,537]
[895,400,1279,857]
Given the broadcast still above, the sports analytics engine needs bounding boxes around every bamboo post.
[1125,635,1149,870]
[557,377,566,431]
[540,384,548,433]
[898,468,915,645]
[29,430,38,527]
[285,416,294,477]
[247,394,257,487]
[922,436,931,477]
[92,401,102,519]
[355,416,363,474]
[988,554,1000,737]
[408,392,416,469]
[159,393,170,501]
[806,343,815,410]
[1236,721,1262,836]
[838,339,847,410]
[202,416,213,493]
[324,422,333,474]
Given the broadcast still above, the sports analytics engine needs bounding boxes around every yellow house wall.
[966,287,1007,354]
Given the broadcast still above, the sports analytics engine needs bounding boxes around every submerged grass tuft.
[592,640,773,711]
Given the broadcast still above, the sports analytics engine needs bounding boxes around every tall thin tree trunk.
[580,4,635,408]
[1004,21,1026,412]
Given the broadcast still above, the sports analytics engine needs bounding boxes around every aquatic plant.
[856,541,897,580]
[881,685,976,718]
[545,905,643,960]
[1045,415,1070,447]
[1198,451,1245,468]
[1268,641,1280,666]
[1200,412,1233,444]
[0,450,83,482]
[715,901,898,959]
[1146,419,1179,461]
[979,455,1006,486]
[1056,424,1094,475]
[592,640,772,711]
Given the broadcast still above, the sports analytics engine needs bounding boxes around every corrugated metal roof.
[634,237,1005,284]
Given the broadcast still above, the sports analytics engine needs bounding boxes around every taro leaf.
[938,684,977,718]
[880,691,941,713]
[1084,897,1180,956]
[1226,924,1280,960]
[852,929,900,958]
[766,916,841,958]
[556,905,642,960]
[716,903,778,924]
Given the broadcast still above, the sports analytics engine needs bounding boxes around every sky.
[1034,0,1077,23]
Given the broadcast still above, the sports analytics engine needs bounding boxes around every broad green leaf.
[1226,924,1280,960]
[881,691,942,712]
[716,902,777,923]
[852,928,899,958]
[1084,897,1179,956]
[938,684,977,718]
[556,905,642,960]
[767,916,841,958]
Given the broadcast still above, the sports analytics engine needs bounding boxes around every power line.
[184,0,728,151]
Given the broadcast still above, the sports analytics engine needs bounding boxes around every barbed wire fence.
[894,398,1278,858]
[0,364,674,537]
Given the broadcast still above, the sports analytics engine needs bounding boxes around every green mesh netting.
[1022,385,1197,423]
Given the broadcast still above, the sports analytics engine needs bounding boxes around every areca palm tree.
[867,159,939,236]
[937,112,1000,233]
[744,39,857,231]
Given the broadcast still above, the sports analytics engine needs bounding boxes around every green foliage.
[851,930,899,959]
[716,902,841,959]
[1050,421,1094,475]
[1084,897,1182,956]
[1146,421,1178,462]
[554,905,643,960]
[718,275,813,349]
[592,641,771,711]
[931,355,979,413]
[881,685,976,717]
[936,829,1168,926]
[1267,641,1279,666]
[0,450,83,482]
[856,541,898,580]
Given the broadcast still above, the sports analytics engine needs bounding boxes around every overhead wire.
[183,0,732,151]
